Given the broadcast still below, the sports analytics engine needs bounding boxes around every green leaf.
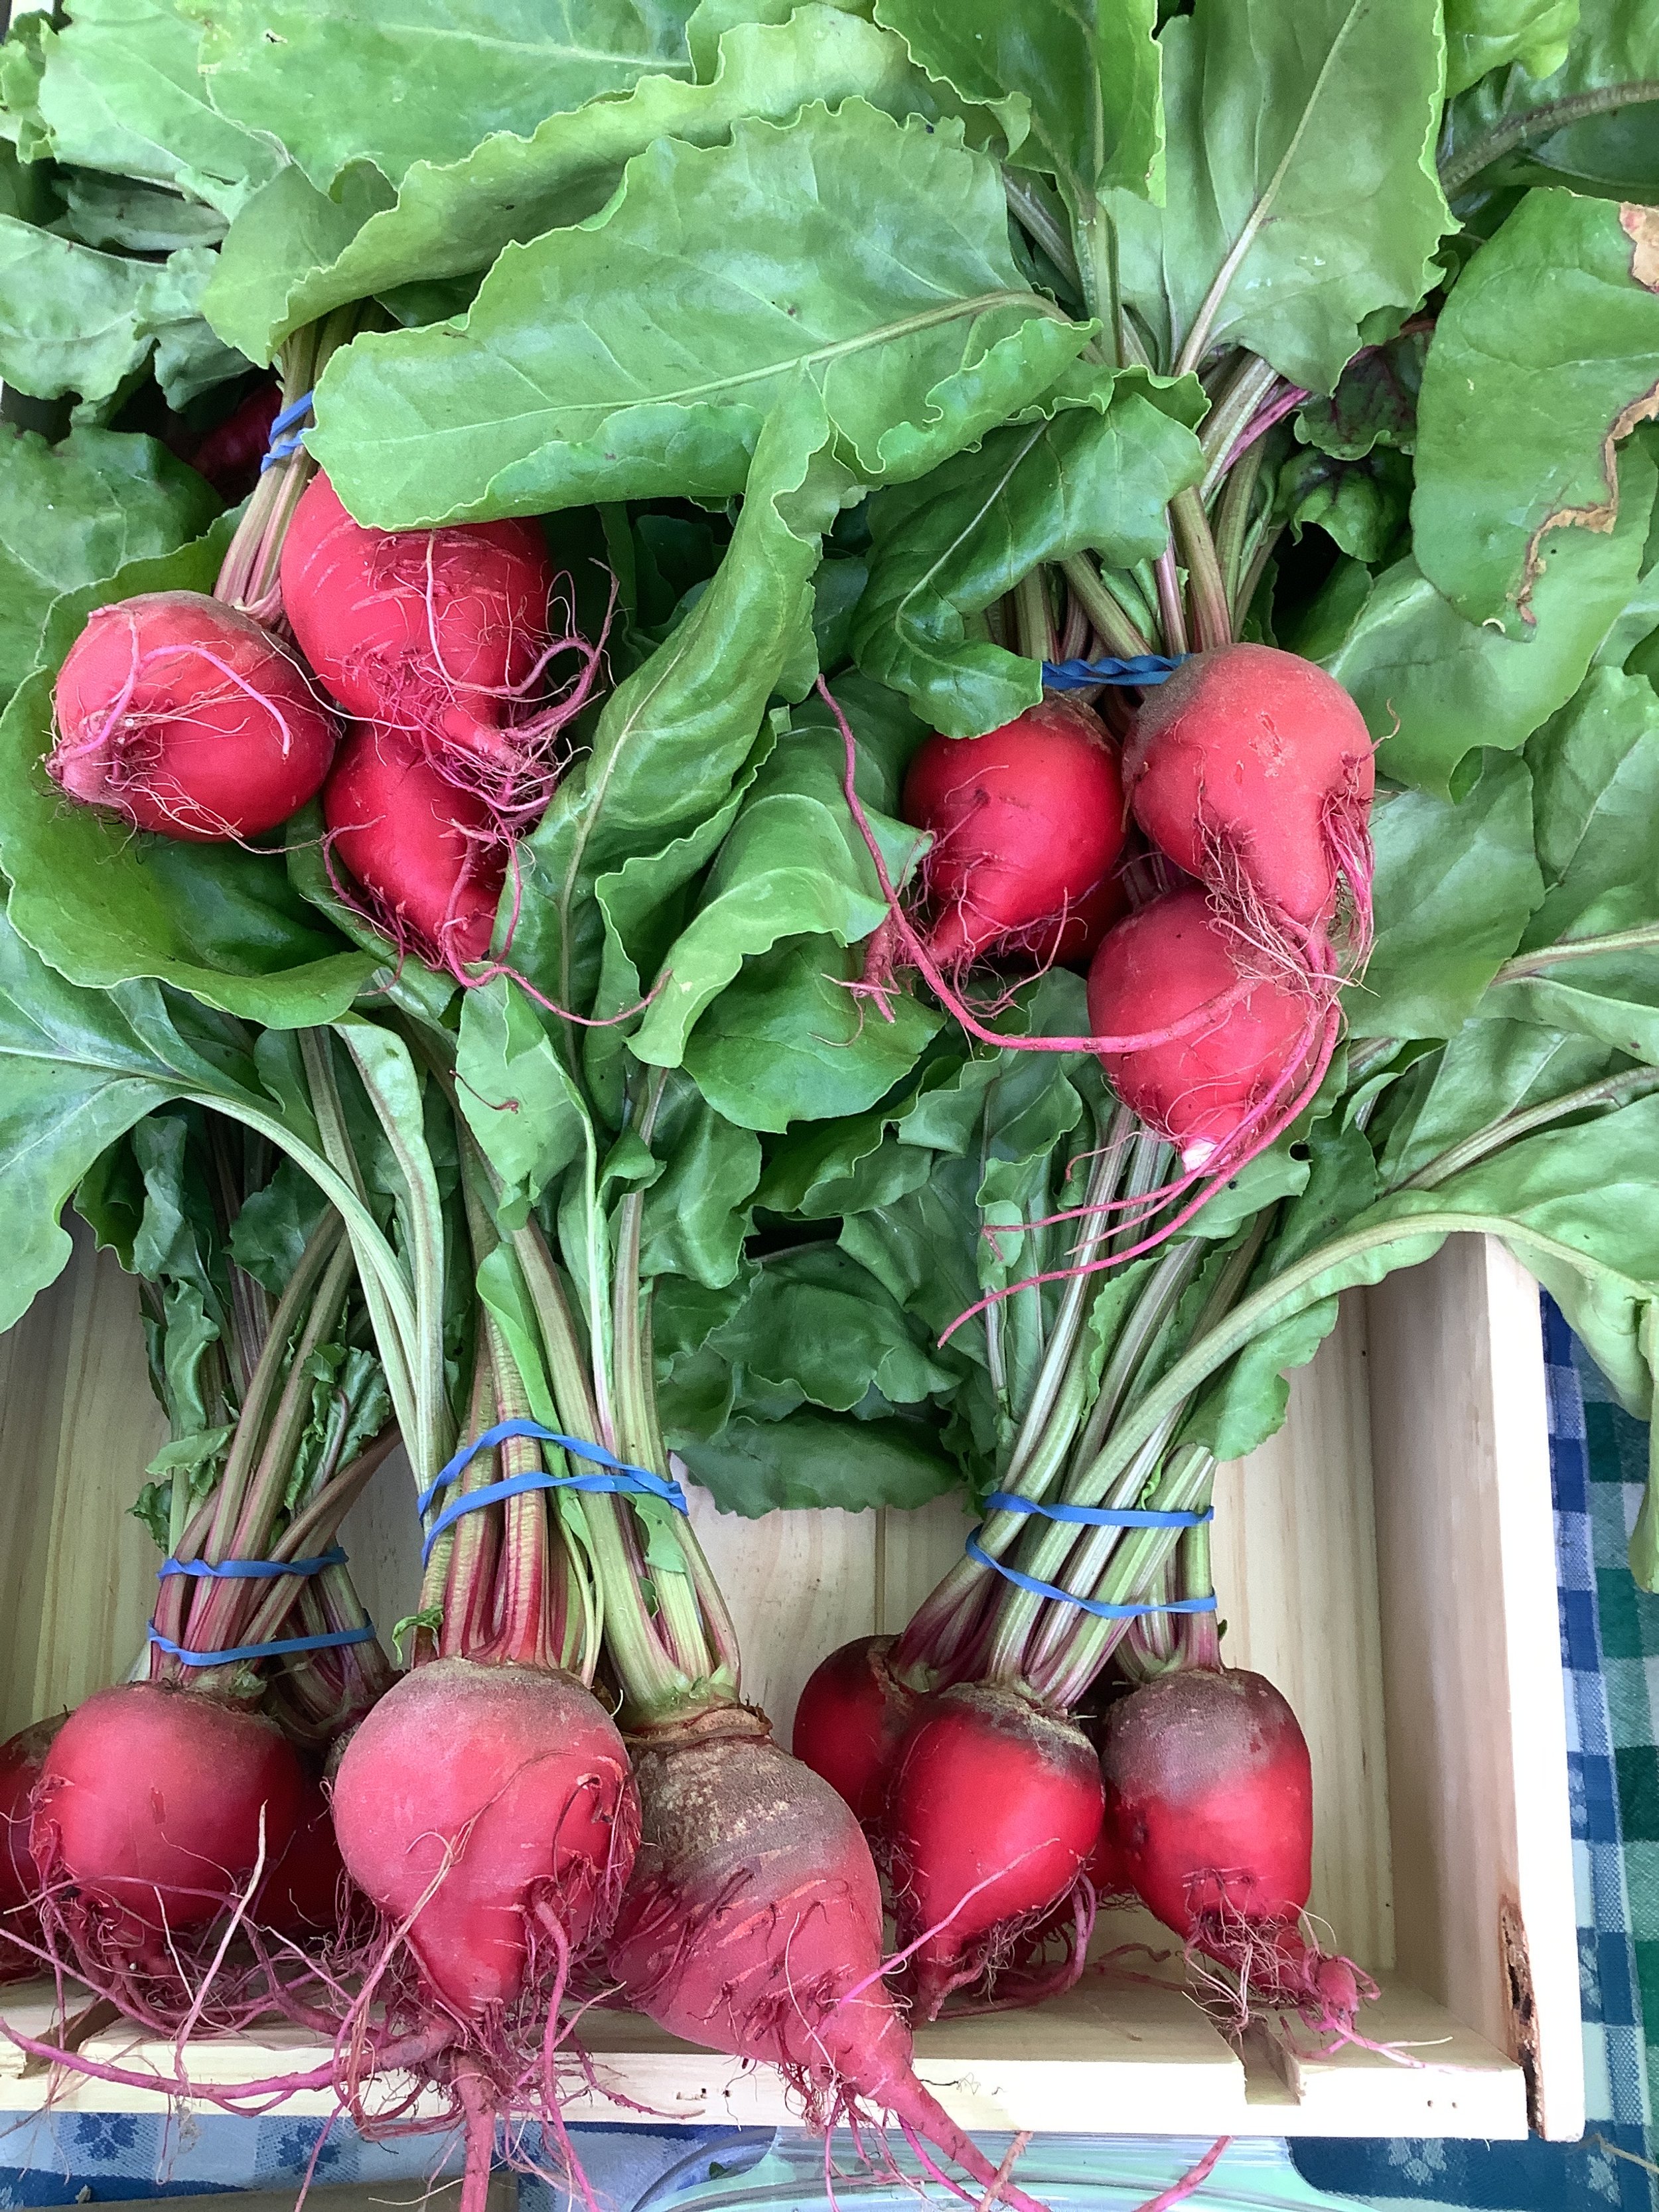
[1293,327,1429,459]
[712,1242,954,1414]
[59,175,228,255]
[1273,443,1412,563]
[1376,1016,1617,1189]
[21,0,279,216]
[479,392,845,1037]
[873,0,1163,210]
[670,1405,958,1515]
[684,935,942,1132]
[1441,0,1659,198]
[1444,0,1580,97]
[1323,440,1656,793]
[1353,754,1543,1039]
[308,103,1091,528]
[1522,664,1659,946]
[630,711,926,1070]
[850,384,1204,737]
[204,9,939,365]
[453,978,590,1222]
[0,908,268,1332]
[0,425,220,705]
[638,1073,762,1286]
[0,224,244,408]
[1102,0,1450,391]
[0,522,376,1027]
[1413,190,1659,634]
[194,0,696,192]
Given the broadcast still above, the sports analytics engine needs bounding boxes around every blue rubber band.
[418,1418,687,1568]
[964,1531,1218,1619]
[147,1621,377,1668]
[259,389,314,474]
[269,391,314,437]
[1041,653,1188,691]
[982,1493,1213,1530]
[158,1546,347,1582]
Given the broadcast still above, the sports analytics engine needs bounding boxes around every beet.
[330,1659,636,2019]
[1087,889,1326,1170]
[609,1704,1046,2212]
[50,592,337,840]
[902,698,1127,969]
[323,722,508,969]
[1124,644,1374,931]
[883,1682,1104,2019]
[791,1635,922,1826]
[280,471,559,779]
[30,1685,305,1962]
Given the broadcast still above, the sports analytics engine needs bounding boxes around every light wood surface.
[1366,1236,1585,2142]
[0,1224,163,1739]
[0,1227,1579,2138]
[1210,1299,1394,1973]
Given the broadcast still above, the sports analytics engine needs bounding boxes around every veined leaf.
[1413,189,1659,632]
[19,0,278,216]
[1441,0,1659,198]
[467,384,848,1049]
[309,102,1092,528]
[1102,0,1449,392]
[194,0,697,192]
[1353,754,1543,1040]
[205,10,940,366]
[873,0,1163,210]
[0,225,244,408]
[1325,441,1656,793]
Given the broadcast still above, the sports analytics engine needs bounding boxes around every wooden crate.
[0,1229,1583,2140]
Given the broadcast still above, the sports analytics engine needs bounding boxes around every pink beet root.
[50,592,338,840]
[902,698,1127,969]
[280,471,563,782]
[323,722,508,968]
[1087,889,1326,1170]
[610,1704,1048,2212]
[0,1717,60,1980]
[1125,644,1374,932]
[31,1684,305,1958]
[331,1659,637,2019]
[1098,1664,1370,2037]
[791,1635,921,1826]
[884,1682,1103,2019]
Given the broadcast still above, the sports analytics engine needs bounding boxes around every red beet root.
[1087,889,1325,1171]
[50,593,338,840]
[264,1775,348,1939]
[1125,644,1374,931]
[323,723,508,968]
[609,1704,1046,2211]
[281,471,558,776]
[1098,1664,1370,2035]
[791,1635,921,1826]
[331,1659,636,2018]
[902,698,1127,968]
[188,382,281,502]
[884,1682,1104,2019]
[30,1685,305,1959]
[0,1717,60,1980]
